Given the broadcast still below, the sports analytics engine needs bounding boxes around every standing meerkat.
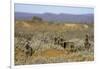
[24,38,33,63]
[84,34,91,50]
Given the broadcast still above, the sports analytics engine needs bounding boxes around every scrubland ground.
[15,20,94,65]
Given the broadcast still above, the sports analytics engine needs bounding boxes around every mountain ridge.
[15,12,94,23]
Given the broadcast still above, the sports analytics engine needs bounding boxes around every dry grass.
[15,47,94,65]
[15,20,94,65]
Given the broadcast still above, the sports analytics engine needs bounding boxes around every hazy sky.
[15,3,94,14]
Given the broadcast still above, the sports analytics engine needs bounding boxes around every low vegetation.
[15,17,94,65]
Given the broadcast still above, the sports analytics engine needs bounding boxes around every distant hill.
[15,12,94,23]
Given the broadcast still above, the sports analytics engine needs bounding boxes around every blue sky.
[15,3,94,14]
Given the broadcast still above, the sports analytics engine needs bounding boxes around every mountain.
[15,12,94,23]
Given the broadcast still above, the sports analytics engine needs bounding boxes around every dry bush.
[15,21,94,65]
